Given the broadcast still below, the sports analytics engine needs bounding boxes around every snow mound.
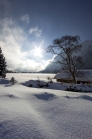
[34,92,56,101]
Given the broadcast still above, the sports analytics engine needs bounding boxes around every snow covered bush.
[66,83,92,92]
[45,82,50,87]
[10,77,15,85]
[47,76,53,83]
[28,84,33,87]
[66,85,78,92]
[36,77,50,88]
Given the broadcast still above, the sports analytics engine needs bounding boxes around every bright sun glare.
[33,47,43,57]
[32,42,43,57]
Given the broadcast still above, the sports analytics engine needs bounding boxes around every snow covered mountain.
[42,40,92,73]
[81,40,92,69]
[41,55,62,73]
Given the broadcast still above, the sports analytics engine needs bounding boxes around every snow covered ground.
[0,73,92,139]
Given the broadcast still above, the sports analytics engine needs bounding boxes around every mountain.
[41,55,62,73]
[81,40,92,69]
[41,40,92,73]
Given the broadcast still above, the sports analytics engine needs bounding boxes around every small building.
[54,70,92,84]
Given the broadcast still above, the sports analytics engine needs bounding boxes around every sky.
[0,0,92,72]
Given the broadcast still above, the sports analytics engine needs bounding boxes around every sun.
[33,46,43,57]
[32,42,43,57]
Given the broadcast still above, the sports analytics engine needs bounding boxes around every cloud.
[0,18,51,72]
[21,14,30,24]
[29,26,42,38]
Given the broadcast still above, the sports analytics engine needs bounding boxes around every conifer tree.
[0,47,7,78]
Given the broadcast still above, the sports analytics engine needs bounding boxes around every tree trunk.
[72,73,77,84]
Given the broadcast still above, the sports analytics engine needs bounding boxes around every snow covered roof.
[54,70,92,81]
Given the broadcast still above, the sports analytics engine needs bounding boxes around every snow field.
[0,73,92,139]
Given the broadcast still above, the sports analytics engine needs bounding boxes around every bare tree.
[46,35,83,84]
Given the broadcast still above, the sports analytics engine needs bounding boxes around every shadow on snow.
[34,92,56,101]
[65,95,92,101]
